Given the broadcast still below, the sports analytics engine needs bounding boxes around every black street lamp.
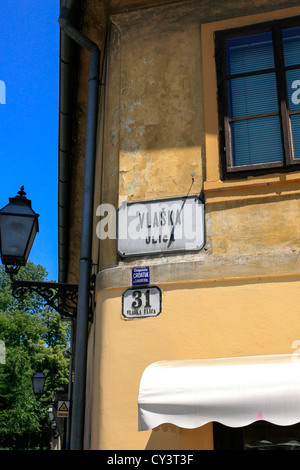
[32,369,46,396]
[0,187,94,320]
[0,187,95,450]
[0,186,39,276]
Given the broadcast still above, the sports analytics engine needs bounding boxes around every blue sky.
[0,1,60,281]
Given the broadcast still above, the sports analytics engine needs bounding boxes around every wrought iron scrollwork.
[11,280,80,320]
[8,270,95,320]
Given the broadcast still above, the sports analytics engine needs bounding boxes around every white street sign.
[117,196,205,257]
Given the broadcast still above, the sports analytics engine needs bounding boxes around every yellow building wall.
[85,1,300,450]
[89,277,300,449]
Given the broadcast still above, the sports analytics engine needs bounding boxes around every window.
[214,421,300,450]
[215,17,300,177]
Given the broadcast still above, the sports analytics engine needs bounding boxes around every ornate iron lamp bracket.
[10,276,95,321]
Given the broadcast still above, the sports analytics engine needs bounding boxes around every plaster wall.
[85,0,300,450]
[96,2,300,275]
[89,277,300,449]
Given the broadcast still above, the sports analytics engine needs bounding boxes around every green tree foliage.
[0,262,71,449]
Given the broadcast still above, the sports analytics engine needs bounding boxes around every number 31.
[131,290,151,309]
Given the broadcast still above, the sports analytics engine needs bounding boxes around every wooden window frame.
[215,16,300,179]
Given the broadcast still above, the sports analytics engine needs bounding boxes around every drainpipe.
[58,5,100,450]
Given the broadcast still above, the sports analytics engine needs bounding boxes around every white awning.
[138,354,300,431]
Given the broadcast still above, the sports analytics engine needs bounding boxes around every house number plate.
[122,286,162,319]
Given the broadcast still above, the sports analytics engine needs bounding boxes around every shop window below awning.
[137,354,300,432]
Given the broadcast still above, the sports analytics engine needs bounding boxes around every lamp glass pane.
[24,219,38,262]
[32,371,46,395]
[0,214,35,260]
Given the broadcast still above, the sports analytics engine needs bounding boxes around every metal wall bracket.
[10,277,95,321]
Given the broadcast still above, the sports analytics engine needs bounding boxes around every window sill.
[204,172,300,203]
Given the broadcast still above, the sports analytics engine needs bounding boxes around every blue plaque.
[132,267,150,286]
